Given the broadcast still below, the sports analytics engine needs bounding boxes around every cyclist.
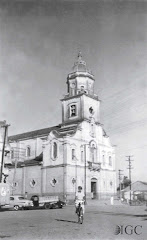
[75,186,85,214]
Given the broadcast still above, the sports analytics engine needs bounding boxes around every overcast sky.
[0,0,147,183]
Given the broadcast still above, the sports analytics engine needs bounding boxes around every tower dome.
[72,52,90,73]
[68,52,94,81]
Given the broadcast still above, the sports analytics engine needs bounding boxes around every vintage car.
[9,195,33,210]
[45,199,66,209]
[30,195,65,209]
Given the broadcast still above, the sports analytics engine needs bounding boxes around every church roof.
[8,122,81,141]
[8,120,106,141]
[8,125,60,141]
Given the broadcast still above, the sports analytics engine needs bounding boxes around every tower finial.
[72,52,91,73]
[77,51,82,61]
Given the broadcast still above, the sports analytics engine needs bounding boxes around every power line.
[103,98,147,120]
[99,71,147,101]
[116,143,147,153]
[107,117,147,136]
[102,91,147,119]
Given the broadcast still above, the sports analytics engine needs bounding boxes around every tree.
[122,176,131,189]
[117,176,131,191]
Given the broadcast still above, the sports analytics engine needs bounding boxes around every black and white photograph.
[0,0,147,239]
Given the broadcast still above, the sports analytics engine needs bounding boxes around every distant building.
[6,53,116,202]
[121,181,147,201]
[0,120,11,182]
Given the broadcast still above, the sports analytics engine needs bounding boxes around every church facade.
[7,54,116,202]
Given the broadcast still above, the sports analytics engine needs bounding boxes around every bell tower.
[61,52,100,125]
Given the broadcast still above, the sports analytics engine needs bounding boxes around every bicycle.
[76,202,84,224]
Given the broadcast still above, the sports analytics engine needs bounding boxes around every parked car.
[30,195,65,209]
[47,200,66,209]
[9,195,33,211]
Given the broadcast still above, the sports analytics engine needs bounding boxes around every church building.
[7,53,116,202]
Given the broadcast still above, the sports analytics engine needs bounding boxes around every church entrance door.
[91,180,97,199]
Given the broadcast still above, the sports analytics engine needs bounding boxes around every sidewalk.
[86,199,123,206]
[86,199,147,216]
[66,200,147,217]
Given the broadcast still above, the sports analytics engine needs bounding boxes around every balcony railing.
[63,92,99,100]
[87,161,101,172]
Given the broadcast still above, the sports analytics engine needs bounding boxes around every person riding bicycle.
[75,186,85,214]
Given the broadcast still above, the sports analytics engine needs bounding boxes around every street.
[0,204,147,240]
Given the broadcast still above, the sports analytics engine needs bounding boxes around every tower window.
[80,86,84,92]
[89,107,94,114]
[70,104,76,117]
[26,146,31,157]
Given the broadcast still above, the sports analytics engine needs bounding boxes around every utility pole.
[118,169,123,199]
[0,122,10,183]
[12,143,19,195]
[126,156,133,205]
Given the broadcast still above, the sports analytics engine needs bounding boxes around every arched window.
[53,142,57,159]
[81,150,84,162]
[109,156,112,166]
[26,146,31,157]
[72,149,75,160]
[90,143,96,162]
[110,181,113,188]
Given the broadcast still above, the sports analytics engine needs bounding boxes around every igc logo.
[115,225,142,235]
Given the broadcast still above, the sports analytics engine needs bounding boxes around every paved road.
[0,205,147,240]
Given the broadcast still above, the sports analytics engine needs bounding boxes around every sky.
[0,0,147,183]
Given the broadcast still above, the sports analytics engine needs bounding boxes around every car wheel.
[14,205,19,211]
[44,203,51,209]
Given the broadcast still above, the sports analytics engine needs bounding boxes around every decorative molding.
[88,161,101,172]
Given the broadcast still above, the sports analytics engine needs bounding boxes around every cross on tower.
[77,51,82,61]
